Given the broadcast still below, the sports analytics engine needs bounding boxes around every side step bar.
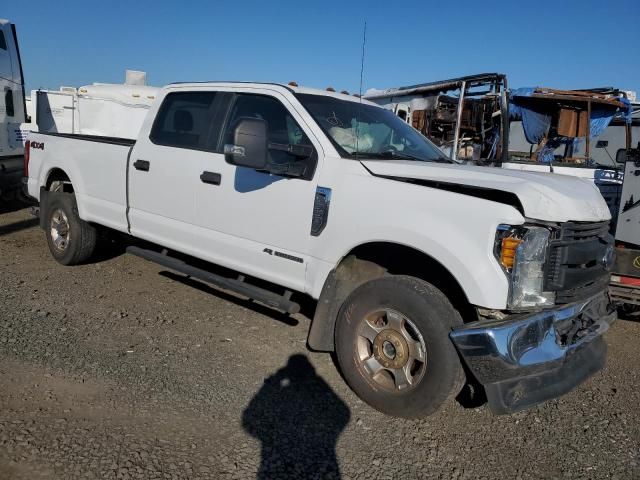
[126,246,300,314]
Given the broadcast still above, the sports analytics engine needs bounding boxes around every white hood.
[361,160,611,223]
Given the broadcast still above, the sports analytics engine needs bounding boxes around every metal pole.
[586,100,591,163]
[452,80,466,161]
[501,75,509,164]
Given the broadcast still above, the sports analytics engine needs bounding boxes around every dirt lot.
[0,204,639,480]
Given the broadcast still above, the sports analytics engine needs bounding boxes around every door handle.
[200,171,221,185]
[133,160,150,172]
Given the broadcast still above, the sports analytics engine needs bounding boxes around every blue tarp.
[509,87,626,145]
[509,88,551,144]
[617,96,633,124]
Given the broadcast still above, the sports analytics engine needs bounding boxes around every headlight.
[495,225,555,309]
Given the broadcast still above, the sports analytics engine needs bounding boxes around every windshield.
[296,93,452,162]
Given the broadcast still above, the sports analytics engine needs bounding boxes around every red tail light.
[23,140,30,177]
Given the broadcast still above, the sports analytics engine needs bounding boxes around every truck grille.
[544,221,613,304]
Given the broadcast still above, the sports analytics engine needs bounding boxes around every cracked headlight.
[495,225,555,309]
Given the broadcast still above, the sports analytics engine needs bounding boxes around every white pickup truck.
[25,82,617,418]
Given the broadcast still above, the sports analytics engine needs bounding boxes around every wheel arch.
[307,241,476,352]
[39,167,76,230]
[44,167,75,193]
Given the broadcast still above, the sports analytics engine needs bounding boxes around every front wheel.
[335,275,465,418]
[44,192,97,265]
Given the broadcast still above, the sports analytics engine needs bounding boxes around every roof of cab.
[166,81,377,106]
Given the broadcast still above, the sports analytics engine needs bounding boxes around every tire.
[44,192,97,265]
[334,275,465,418]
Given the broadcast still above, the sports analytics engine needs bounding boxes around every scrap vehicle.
[25,81,616,418]
[0,19,27,202]
[370,76,640,310]
[364,73,509,163]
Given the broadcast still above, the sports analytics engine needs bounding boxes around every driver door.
[195,89,321,291]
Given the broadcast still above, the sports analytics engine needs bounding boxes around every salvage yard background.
[1,204,639,479]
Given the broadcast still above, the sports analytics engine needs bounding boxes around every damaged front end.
[450,292,616,414]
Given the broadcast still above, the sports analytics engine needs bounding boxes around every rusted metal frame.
[500,75,509,163]
[529,92,625,109]
[452,80,467,161]
[586,100,591,162]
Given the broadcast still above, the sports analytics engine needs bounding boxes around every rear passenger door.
[128,90,229,254]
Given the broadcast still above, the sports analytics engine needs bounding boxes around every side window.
[150,92,218,150]
[0,31,6,51]
[223,94,312,165]
[5,88,14,117]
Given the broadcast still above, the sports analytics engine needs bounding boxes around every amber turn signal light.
[500,237,522,269]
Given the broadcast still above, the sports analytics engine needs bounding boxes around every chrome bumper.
[450,293,616,414]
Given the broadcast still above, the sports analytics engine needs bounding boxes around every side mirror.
[616,148,628,164]
[224,117,268,169]
[616,147,640,164]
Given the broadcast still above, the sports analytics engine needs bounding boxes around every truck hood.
[361,160,611,223]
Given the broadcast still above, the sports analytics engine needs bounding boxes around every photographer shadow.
[242,354,350,479]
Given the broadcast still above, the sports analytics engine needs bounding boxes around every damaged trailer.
[364,73,509,163]
[505,87,633,168]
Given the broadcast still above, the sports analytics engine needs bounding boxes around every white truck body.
[26,82,610,307]
[26,82,616,416]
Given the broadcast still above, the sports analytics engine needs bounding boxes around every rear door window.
[150,92,222,151]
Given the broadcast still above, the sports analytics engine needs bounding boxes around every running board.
[126,246,300,314]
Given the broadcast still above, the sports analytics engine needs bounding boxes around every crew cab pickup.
[25,82,617,417]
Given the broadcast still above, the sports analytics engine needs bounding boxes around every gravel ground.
[1,204,639,480]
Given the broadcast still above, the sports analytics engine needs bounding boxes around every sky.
[5,0,640,96]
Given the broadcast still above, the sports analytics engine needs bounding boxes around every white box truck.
[0,19,26,201]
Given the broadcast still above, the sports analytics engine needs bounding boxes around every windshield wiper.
[362,150,453,163]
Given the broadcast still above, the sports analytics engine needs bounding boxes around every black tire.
[335,275,465,418]
[44,192,97,265]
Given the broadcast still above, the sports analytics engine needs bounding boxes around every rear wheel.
[335,275,465,418]
[44,192,97,265]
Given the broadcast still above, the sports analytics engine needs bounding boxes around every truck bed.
[26,131,135,233]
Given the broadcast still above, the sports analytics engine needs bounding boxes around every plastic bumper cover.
[450,292,616,414]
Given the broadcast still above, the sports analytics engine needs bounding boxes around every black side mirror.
[616,147,640,164]
[224,117,268,169]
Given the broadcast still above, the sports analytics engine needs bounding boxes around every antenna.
[359,21,367,98]
[355,21,367,158]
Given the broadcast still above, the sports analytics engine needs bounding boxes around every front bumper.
[450,292,616,414]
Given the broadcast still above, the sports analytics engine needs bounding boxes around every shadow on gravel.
[617,306,640,322]
[159,271,302,326]
[0,199,31,215]
[0,217,38,236]
[242,354,350,480]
